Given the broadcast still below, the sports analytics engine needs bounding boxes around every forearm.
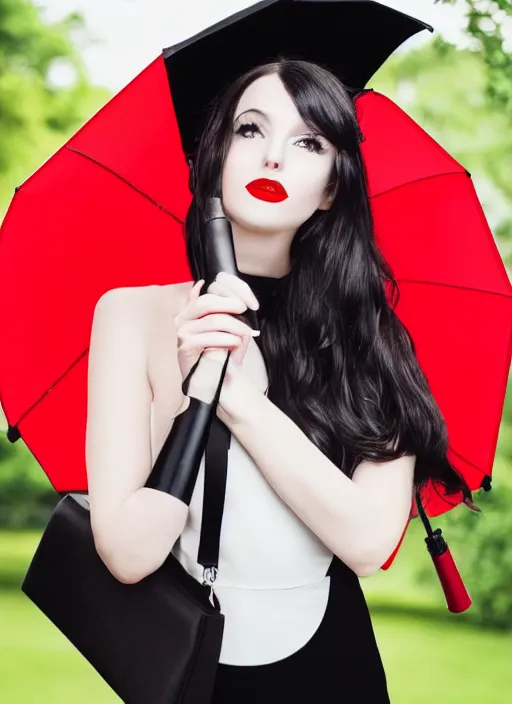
[94,357,228,585]
[93,487,188,584]
[223,390,401,576]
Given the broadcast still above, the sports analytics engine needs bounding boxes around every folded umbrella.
[0,1,510,606]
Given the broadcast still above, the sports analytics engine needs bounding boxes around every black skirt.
[210,555,390,703]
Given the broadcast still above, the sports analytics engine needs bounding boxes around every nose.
[264,158,280,172]
[263,135,285,171]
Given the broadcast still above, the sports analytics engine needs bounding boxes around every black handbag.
[21,412,231,704]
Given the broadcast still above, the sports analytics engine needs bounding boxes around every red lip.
[245,178,288,203]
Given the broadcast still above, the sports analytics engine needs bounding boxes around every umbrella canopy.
[0,1,510,526]
[358,91,512,516]
[1,54,510,516]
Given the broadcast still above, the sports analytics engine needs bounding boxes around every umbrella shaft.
[145,351,229,503]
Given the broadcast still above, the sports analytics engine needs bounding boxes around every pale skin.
[86,74,415,585]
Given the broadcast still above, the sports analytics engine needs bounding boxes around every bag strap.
[196,412,231,582]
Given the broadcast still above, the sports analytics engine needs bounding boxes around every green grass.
[373,611,512,703]
[0,529,39,588]
[0,590,120,703]
[2,588,510,704]
[1,528,511,703]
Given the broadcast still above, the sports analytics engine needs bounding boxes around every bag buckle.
[202,566,218,587]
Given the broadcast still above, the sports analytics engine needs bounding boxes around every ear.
[318,192,333,211]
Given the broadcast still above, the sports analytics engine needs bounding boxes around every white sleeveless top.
[172,338,334,666]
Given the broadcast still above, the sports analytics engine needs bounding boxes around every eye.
[234,121,263,138]
[295,135,329,155]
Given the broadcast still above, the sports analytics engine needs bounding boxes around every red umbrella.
[0,58,511,608]
[0,0,436,493]
[358,91,512,516]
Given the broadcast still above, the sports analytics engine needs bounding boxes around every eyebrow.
[234,108,268,122]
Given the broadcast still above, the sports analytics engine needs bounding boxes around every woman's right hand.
[174,274,260,384]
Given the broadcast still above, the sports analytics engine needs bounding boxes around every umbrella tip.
[463,497,482,513]
[6,424,21,442]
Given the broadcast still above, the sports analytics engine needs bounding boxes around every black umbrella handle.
[145,351,230,503]
[145,199,257,503]
[203,197,258,330]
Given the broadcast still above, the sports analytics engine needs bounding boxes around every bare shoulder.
[89,284,182,376]
[93,285,153,318]
[150,281,195,320]
[89,281,194,412]
[93,281,193,331]
[145,282,194,412]
[90,287,147,358]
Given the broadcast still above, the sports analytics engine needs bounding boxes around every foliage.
[436,0,512,111]
[0,0,110,216]
[415,478,512,629]
[371,37,512,262]
[0,0,109,524]
[0,433,57,528]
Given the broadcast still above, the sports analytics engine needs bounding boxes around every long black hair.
[185,58,473,505]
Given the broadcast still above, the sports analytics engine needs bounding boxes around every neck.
[230,221,293,278]
[236,268,290,317]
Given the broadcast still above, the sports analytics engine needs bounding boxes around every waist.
[174,538,334,589]
[214,575,332,666]
[179,446,334,587]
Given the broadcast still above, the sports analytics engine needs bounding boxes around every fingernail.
[249,298,259,310]
[251,330,260,337]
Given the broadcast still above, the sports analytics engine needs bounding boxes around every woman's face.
[221,73,336,237]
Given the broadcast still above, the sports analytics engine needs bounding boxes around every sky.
[34,0,476,92]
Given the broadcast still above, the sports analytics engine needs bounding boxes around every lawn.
[1,529,510,703]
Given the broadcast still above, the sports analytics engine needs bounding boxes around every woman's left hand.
[205,273,264,426]
[216,353,263,427]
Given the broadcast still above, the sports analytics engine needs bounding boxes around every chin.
[230,214,296,236]
[224,197,298,235]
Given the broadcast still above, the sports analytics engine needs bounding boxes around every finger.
[189,280,205,302]
[176,293,247,326]
[174,281,204,328]
[194,293,249,319]
[180,313,259,339]
[230,328,251,366]
[213,272,259,310]
[178,332,243,353]
[207,280,258,325]
[206,279,237,298]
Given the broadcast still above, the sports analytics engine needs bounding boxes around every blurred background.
[0,0,511,702]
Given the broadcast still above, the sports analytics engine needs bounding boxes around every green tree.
[432,1,512,245]
[371,38,512,257]
[0,0,110,215]
[0,433,57,528]
[436,0,512,111]
[0,0,111,521]
[415,484,512,629]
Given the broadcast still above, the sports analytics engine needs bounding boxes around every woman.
[86,59,472,702]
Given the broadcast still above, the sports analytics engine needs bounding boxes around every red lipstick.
[245,178,288,203]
